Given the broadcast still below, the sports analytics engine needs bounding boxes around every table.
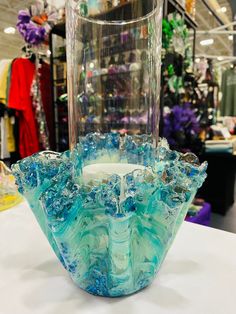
[1,202,236,314]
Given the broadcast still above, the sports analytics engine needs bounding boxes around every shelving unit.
[159,0,198,137]
[84,38,149,60]
[163,0,197,60]
[164,0,198,29]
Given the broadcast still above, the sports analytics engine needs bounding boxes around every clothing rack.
[0,50,54,163]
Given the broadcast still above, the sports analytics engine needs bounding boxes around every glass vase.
[12,0,207,298]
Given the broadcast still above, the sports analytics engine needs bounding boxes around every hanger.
[21,44,36,63]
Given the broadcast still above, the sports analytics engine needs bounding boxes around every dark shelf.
[89,68,142,80]
[185,11,198,29]
[80,122,148,126]
[51,22,66,38]
[53,78,67,82]
[52,2,197,38]
[55,94,147,107]
[50,1,156,39]
[164,0,198,29]
[84,38,148,61]
[92,0,137,20]
[92,0,154,22]
[52,56,66,61]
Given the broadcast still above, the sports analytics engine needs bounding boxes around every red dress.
[8,58,40,158]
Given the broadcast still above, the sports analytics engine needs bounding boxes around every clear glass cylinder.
[66,0,163,149]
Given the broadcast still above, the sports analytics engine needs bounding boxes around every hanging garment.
[221,68,236,117]
[6,59,14,105]
[6,116,16,153]
[0,60,12,105]
[8,58,40,158]
[0,103,17,160]
[31,58,50,151]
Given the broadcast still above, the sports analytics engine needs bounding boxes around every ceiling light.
[200,39,214,46]
[4,27,16,34]
[217,57,223,61]
[89,62,95,70]
[195,58,200,63]
[228,35,233,41]
[47,50,51,57]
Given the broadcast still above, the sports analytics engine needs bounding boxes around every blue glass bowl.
[12,133,207,297]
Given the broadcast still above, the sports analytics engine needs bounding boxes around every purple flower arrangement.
[163,103,201,152]
[17,1,58,46]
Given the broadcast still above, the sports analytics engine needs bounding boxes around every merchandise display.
[0,9,56,163]
[161,7,202,154]
[0,1,59,161]
[4,55,53,159]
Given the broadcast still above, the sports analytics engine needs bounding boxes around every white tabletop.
[0,202,236,314]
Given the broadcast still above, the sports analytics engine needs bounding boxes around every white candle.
[82,163,145,184]
[82,163,145,200]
